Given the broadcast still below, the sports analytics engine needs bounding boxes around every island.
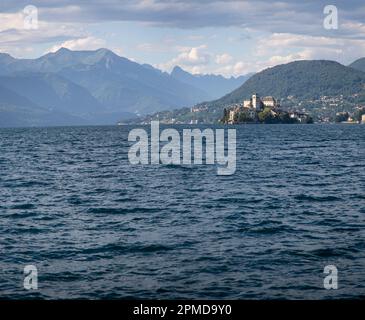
[221,94,313,124]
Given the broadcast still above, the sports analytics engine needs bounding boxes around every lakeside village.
[220,93,365,124]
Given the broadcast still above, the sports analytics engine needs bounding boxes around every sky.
[1,0,365,77]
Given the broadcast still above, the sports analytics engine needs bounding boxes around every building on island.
[222,93,311,124]
[261,96,278,108]
[243,94,278,111]
[226,94,280,124]
[228,109,235,123]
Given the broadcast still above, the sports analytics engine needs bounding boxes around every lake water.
[0,124,364,299]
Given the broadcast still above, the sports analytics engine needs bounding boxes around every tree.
[238,111,254,123]
[258,107,275,123]
[221,108,229,123]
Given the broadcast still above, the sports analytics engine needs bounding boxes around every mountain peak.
[43,47,73,60]
[95,48,113,55]
[46,47,120,69]
[172,65,183,71]
[171,65,188,75]
[86,48,119,69]
[51,47,73,57]
[56,47,71,53]
[171,65,252,100]
[52,47,115,59]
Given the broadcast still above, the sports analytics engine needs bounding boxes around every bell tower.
[252,93,262,110]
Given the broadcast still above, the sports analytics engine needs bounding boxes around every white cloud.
[158,45,211,73]
[215,61,254,77]
[175,45,210,65]
[0,12,24,32]
[255,32,365,65]
[215,53,233,64]
[1,0,363,41]
[0,7,87,58]
[267,52,311,65]
[47,36,106,52]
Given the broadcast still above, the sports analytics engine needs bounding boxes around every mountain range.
[171,66,253,100]
[0,48,249,127]
[2,48,365,127]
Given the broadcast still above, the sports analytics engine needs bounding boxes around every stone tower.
[252,93,262,110]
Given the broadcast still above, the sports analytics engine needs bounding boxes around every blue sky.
[1,0,365,76]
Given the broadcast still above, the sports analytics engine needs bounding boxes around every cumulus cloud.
[215,53,233,65]
[158,45,211,73]
[176,45,210,65]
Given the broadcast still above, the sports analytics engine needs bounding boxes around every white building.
[243,94,277,111]
[261,96,277,108]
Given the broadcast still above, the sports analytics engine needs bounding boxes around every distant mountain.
[349,57,365,73]
[2,48,250,126]
[56,49,210,115]
[0,71,136,126]
[0,84,40,113]
[205,60,365,108]
[0,84,87,127]
[0,72,102,115]
[0,48,253,127]
[171,66,252,100]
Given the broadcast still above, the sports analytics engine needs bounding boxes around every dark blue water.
[0,124,364,299]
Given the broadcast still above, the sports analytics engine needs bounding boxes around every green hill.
[349,57,365,73]
[203,60,365,108]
